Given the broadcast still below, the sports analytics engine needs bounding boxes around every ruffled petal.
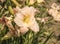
[14,13,28,27]
[13,6,21,13]
[21,6,36,16]
[20,27,29,34]
[29,17,39,32]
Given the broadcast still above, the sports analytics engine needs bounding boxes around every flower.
[48,3,60,21]
[14,6,39,34]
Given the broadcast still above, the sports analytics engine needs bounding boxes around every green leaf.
[0,24,2,29]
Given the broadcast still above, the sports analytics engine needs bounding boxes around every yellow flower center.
[23,15,30,24]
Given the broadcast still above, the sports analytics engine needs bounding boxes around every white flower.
[14,6,39,34]
[48,3,60,21]
[51,3,60,10]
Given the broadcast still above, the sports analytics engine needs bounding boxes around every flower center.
[23,15,30,24]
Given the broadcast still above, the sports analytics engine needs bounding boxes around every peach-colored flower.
[48,3,60,21]
[14,6,39,34]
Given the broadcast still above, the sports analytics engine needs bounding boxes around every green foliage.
[0,0,55,44]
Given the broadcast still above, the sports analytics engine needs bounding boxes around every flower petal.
[13,6,21,13]
[21,6,36,16]
[29,17,39,32]
[14,13,28,27]
[20,27,29,34]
